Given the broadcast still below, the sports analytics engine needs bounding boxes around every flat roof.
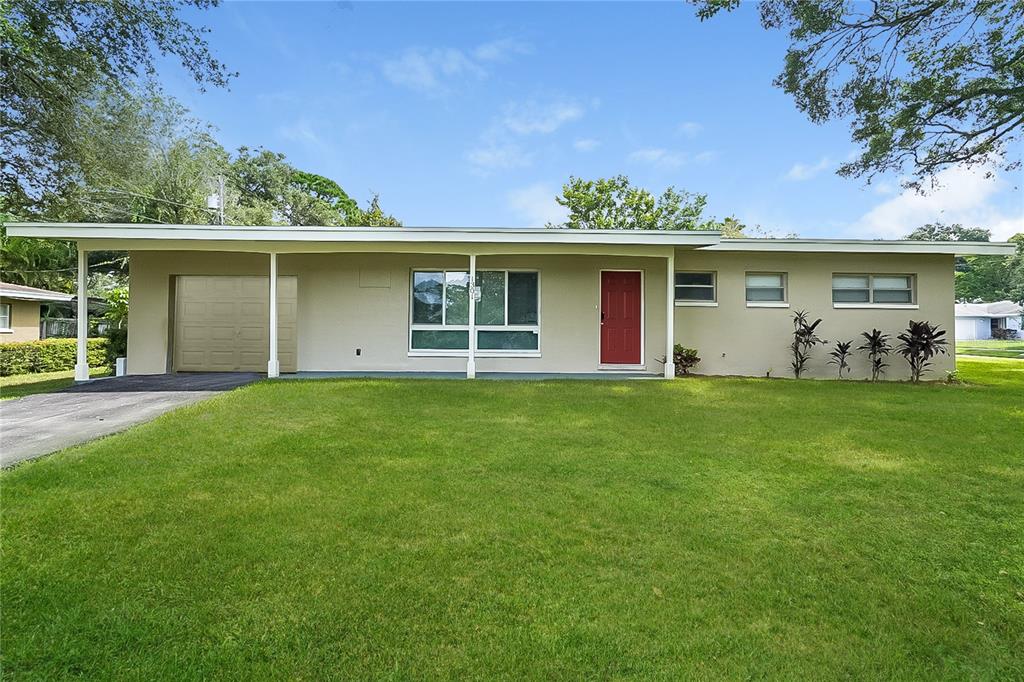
[3,223,1017,255]
[2,223,720,247]
[712,237,1016,256]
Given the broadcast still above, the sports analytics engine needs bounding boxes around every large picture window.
[0,303,10,331]
[410,269,540,354]
[832,274,915,305]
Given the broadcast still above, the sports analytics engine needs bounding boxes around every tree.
[1,0,233,211]
[906,223,992,242]
[906,222,1024,303]
[549,175,711,230]
[694,1,1024,188]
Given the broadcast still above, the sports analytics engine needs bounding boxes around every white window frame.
[832,273,918,309]
[0,302,11,332]
[674,271,718,307]
[408,268,541,357]
[745,272,789,308]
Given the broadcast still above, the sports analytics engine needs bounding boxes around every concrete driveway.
[0,373,260,467]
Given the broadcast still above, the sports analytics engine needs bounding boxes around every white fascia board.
[0,289,74,302]
[710,238,1017,256]
[3,223,721,247]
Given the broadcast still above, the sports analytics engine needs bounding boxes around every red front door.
[600,271,642,365]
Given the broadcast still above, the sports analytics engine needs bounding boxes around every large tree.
[906,222,1024,302]
[549,175,712,230]
[695,1,1024,188]
[1,0,232,211]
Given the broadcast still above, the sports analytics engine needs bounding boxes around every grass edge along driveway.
[2,357,1022,679]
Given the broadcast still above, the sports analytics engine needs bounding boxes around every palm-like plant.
[790,310,825,379]
[858,329,892,381]
[827,340,854,379]
[896,321,948,382]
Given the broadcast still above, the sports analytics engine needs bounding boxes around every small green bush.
[105,328,128,367]
[673,345,701,376]
[0,338,108,377]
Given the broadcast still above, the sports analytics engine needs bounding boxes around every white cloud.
[573,138,601,152]
[507,183,568,227]
[784,157,833,181]
[278,119,321,145]
[380,47,484,93]
[628,148,687,170]
[693,150,719,163]
[465,143,532,174]
[851,163,1024,240]
[473,38,533,62]
[677,121,703,138]
[501,98,584,135]
[380,39,532,94]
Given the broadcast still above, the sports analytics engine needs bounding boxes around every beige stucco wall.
[0,299,42,343]
[127,250,670,375]
[673,250,956,380]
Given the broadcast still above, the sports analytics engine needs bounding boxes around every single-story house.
[0,282,74,343]
[5,223,1016,380]
[954,301,1023,340]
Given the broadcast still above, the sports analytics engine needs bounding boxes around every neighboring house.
[954,301,1023,340]
[0,282,74,343]
[5,223,1016,380]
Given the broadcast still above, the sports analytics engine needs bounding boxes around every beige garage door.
[173,276,297,373]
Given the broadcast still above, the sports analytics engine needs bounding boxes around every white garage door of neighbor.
[174,275,298,373]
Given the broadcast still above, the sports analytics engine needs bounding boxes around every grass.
[0,367,112,400]
[956,338,1024,359]
[2,358,1022,679]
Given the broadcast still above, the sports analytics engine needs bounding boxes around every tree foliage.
[905,222,1024,303]
[550,175,712,230]
[694,0,1024,187]
[1,0,233,209]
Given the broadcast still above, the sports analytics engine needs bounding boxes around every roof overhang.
[3,223,721,248]
[710,238,1016,256]
[0,287,74,302]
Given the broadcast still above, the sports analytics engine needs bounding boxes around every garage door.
[173,276,297,372]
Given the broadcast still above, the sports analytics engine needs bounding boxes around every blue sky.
[162,1,1023,238]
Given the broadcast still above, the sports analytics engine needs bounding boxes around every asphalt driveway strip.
[0,373,260,467]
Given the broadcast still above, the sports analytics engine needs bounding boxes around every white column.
[74,247,90,381]
[664,251,675,379]
[467,254,477,379]
[267,252,280,378]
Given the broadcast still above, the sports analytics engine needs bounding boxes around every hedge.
[0,338,109,377]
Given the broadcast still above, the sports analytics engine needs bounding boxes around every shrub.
[896,320,948,382]
[858,329,892,381]
[0,338,108,377]
[673,345,701,376]
[105,328,128,367]
[992,328,1018,340]
[827,340,854,379]
[790,310,825,378]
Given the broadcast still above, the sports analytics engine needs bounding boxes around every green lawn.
[3,359,1022,678]
[0,367,113,400]
[956,338,1024,359]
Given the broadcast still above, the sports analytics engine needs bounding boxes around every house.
[0,282,74,343]
[954,301,1023,340]
[5,223,1016,380]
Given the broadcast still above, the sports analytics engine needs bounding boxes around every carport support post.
[268,252,280,378]
[664,251,675,379]
[467,253,477,379]
[74,247,90,382]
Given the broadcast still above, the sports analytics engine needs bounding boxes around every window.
[745,273,787,304]
[832,274,915,306]
[0,303,10,331]
[675,272,716,303]
[410,270,539,353]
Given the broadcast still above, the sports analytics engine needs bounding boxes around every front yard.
[2,358,1022,678]
[956,338,1024,359]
